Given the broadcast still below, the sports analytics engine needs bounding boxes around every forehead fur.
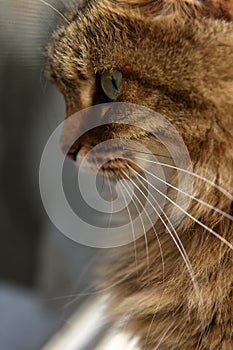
[47,0,233,106]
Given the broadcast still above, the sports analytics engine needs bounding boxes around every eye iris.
[101,70,122,100]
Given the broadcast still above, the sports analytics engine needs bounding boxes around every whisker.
[38,0,70,24]
[120,177,150,272]
[100,172,105,196]
[131,154,233,201]
[123,147,172,160]
[121,172,168,349]
[105,173,114,232]
[121,173,165,281]
[127,167,199,292]
[136,162,233,221]
[124,168,205,341]
[136,164,233,250]
[117,176,139,272]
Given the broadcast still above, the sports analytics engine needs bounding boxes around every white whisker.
[121,174,165,280]
[136,161,233,221]
[136,164,233,250]
[123,168,205,340]
[117,176,139,272]
[104,173,114,236]
[38,0,70,24]
[120,178,150,271]
[127,167,199,290]
[133,155,233,201]
[122,172,168,349]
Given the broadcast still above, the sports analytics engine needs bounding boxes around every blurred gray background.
[0,1,99,349]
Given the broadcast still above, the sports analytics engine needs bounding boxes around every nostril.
[62,144,81,161]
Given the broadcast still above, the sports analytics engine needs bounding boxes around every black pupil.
[111,75,118,90]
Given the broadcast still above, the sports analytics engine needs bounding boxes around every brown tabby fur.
[46,1,233,348]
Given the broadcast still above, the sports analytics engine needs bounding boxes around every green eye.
[100,70,122,101]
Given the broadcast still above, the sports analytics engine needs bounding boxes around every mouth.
[70,140,145,178]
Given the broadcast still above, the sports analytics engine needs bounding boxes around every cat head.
[46,0,233,209]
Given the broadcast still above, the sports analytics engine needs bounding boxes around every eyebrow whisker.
[38,0,70,24]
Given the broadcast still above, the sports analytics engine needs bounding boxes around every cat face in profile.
[46,1,233,349]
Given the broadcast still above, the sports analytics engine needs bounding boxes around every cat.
[46,0,233,349]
